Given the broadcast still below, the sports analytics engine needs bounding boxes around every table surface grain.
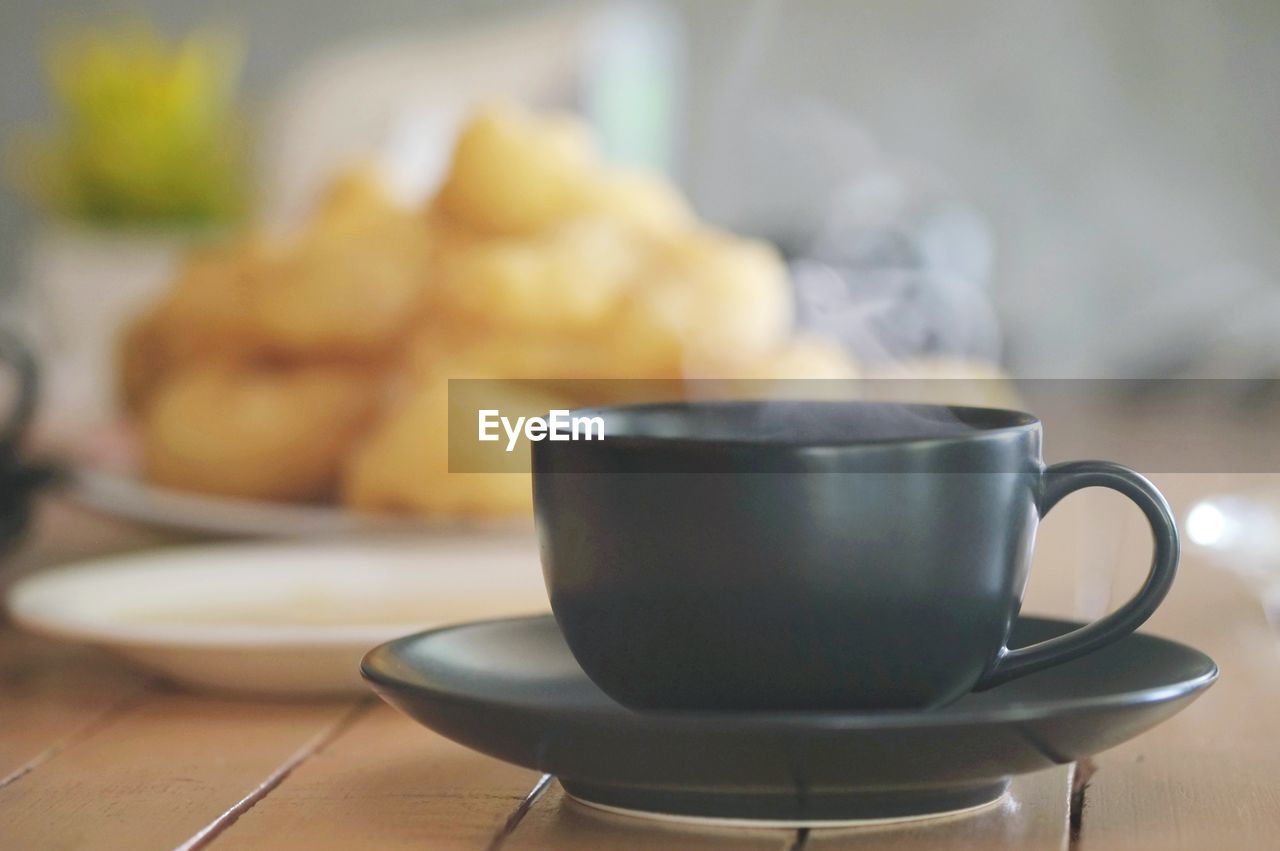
[1,473,1277,850]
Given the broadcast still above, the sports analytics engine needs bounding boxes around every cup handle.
[0,329,38,449]
[974,460,1179,690]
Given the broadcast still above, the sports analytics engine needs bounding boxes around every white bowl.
[6,537,549,697]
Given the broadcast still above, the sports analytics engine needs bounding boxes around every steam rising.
[693,8,1002,371]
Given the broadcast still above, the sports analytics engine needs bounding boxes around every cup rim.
[555,399,1041,451]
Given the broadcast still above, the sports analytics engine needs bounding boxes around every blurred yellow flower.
[9,21,248,227]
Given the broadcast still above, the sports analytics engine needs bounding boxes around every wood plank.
[0,496,192,786]
[1071,474,1280,850]
[212,702,542,851]
[0,630,151,785]
[0,691,359,850]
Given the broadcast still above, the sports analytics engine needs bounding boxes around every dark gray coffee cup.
[533,400,1178,711]
[0,330,51,555]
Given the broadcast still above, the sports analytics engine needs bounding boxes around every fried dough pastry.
[343,375,569,516]
[611,228,794,374]
[118,240,269,413]
[247,167,434,359]
[411,224,795,389]
[119,104,872,519]
[307,163,404,237]
[681,336,861,401]
[142,363,382,502]
[404,327,652,382]
[434,103,693,241]
[249,214,432,359]
[582,170,692,236]
[436,103,598,235]
[401,325,687,408]
[687,336,860,381]
[434,216,650,333]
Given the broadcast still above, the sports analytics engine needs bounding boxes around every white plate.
[69,469,530,538]
[6,537,549,697]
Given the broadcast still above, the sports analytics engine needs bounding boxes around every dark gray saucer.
[362,615,1216,825]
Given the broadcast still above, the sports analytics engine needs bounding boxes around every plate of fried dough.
[82,102,870,535]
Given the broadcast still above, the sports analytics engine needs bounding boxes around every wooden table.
[1,474,1278,850]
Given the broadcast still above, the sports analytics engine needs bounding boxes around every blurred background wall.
[2,0,1277,377]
